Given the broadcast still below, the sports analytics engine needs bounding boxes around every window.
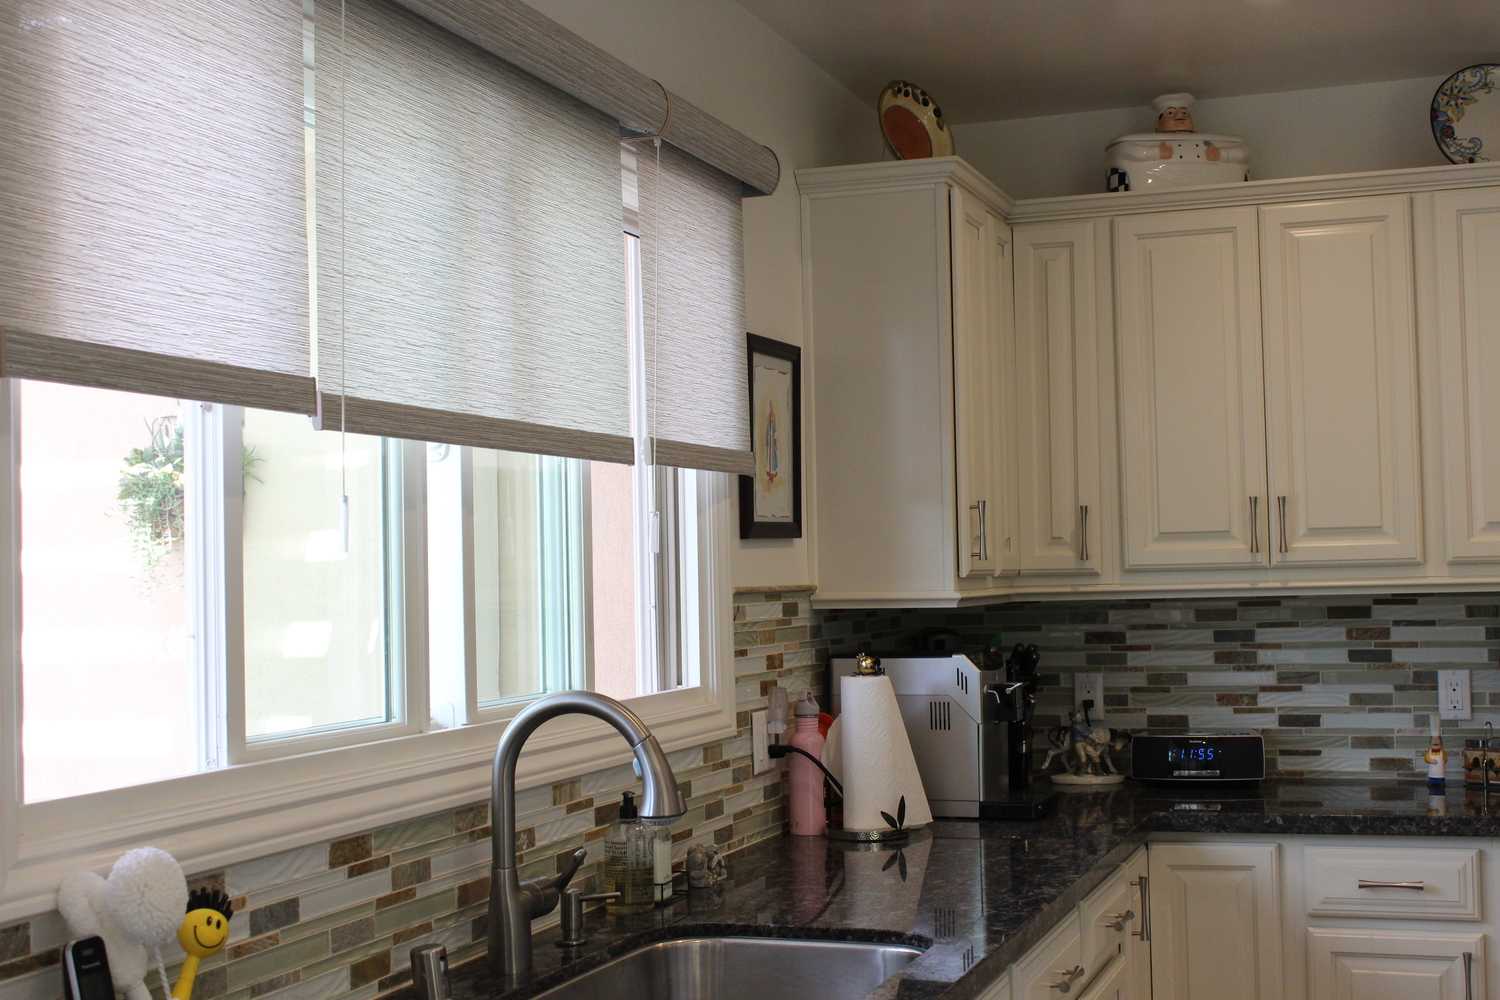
[8,238,719,807]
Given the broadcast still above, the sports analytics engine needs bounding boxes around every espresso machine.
[829,642,1051,820]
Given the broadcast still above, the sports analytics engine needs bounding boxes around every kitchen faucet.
[488,692,686,985]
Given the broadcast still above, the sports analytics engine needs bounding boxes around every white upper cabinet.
[1259,195,1424,565]
[1013,220,1102,575]
[1431,186,1500,563]
[988,209,1021,576]
[952,186,1001,578]
[1114,207,1269,570]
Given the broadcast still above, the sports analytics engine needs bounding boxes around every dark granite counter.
[441,779,1500,1000]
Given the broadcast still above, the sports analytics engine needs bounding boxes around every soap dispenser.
[605,791,653,910]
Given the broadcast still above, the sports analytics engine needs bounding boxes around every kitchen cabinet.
[952,187,1008,578]
[1429,186,1500,564]
[1307,928,1485,1000]
[1014,910,1087,1000]
[1259,195,1423,566]
[1147,842,1282,1000]
[799,159,1015,606]
[1078,956,1133,1000]
[1113,207,1267,570]
[1013,219,1103,576]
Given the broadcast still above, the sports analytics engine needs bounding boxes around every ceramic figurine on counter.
[1426,716,1449,792]
[1042,710,1128,786]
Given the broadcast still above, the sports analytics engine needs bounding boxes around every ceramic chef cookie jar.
[1106,92,1250,192]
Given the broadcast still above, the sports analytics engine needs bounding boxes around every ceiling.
[732,0,1500,123]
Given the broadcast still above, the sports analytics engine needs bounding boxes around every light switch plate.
[1440,670,1472,721]
[751,710,771,774]
[1075,672,1106,724]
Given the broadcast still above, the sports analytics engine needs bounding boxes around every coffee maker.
[829,643,1052,821]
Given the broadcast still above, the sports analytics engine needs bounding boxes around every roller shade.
[637,142,752,475]
[315,0,632,462]
[0,0,314,413]
[389,0,780,196]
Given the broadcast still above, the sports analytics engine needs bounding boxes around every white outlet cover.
[1439,670,1472,721]
[1074,672,1106,723]
[751,710,772,774]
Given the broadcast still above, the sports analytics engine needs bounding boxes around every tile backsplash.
[0,588,824,1000]
[818,592,1500,780]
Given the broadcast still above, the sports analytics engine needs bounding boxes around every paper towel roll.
[838,673,933,834]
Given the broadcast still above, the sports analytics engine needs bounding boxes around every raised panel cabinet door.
[952,186,999,577]
[1432,186,1500,563]
[1259,195,1423,566]
[1307,928,1485,1000]
[1148,842,1282,1000]
[1122,848,1151,1000]
[1013,220,1102,575]
[988,210,1021,576]
[1114,207,1270,570]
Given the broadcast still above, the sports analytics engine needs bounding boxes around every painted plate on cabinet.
[878,80,954,160]
[1432,64,1500,163]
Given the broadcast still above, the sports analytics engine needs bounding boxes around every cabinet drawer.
[1308,928,1485,999]
[1015,911,1086,1000]
[1303,846,1481,920]
[1079,866,1138,980]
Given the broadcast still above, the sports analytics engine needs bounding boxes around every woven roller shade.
[0,0,314,413]
[389,0,780,196]
[638,143,752,476]
[316,0,632,463]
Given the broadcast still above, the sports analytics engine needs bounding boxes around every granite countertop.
[441,779,1500,1000]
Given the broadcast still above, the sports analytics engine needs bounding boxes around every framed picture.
[739,333,802,539]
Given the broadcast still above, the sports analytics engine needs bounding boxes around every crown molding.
[795,156,1015,215]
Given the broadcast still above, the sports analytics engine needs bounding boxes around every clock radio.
[1130,732,1265,783]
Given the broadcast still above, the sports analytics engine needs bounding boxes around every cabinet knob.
[1104,909,1135,932]
[1049,964,1085,993]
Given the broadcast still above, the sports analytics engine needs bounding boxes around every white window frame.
[0,374,736,922]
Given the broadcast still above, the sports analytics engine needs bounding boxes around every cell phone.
[62,937,114,1000]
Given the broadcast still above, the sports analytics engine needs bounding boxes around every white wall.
[529,0,879,590]
[955,76,1451,200]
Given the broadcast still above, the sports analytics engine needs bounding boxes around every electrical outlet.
[1440,670,1472,721]
[751,710,771,774]
[1075,672,1106,724]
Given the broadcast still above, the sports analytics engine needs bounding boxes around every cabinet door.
[952,186,999,577]
[988,210,1021,576]
[1121,848,1151,1000]
[1014,912,1086,1000]
[1307,928,1484,1000]
[1432,186,1500,563]
[1013,220,1101,575]
[1259,195,1423,565]
[1114,207,1269,569]
[1149,842,1282,1000]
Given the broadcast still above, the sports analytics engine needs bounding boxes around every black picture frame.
[739,333,802,539]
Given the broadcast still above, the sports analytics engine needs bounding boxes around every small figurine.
[172,888,234,1000]
[686,844,727,890]
[1154,93,1197,134]
[1106,92,1250,192]
[1041,710,1129,786]
[1426,716,1449,793]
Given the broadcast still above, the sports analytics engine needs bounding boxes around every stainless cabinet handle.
[1356,879,1426,890]
[1079,504,1089,562]
[968,502,982,560]
[1249,496,1259,554]
[1130,875,1150,941]
[1464,950,1473,1000]
[1277,495,1288,553]
[979,499,989,562]
[1104,909,1135,932]
[1049,965,1085,993]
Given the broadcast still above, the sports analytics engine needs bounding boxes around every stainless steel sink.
[534,936,923,1000]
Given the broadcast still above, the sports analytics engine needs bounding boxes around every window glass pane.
[17,381,197,802]
[589,460,637,702]
[241,409,392,740]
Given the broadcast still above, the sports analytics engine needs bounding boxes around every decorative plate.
[1432,64,1500,163]
[878,80,954,160]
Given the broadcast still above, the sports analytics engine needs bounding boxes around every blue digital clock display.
[1167,746,1217,764]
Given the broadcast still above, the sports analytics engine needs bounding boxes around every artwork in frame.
[739,334,802,539]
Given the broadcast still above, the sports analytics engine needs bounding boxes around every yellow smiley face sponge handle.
[172,889,235,1000]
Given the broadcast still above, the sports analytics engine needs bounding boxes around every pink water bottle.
[788,692,827,836]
